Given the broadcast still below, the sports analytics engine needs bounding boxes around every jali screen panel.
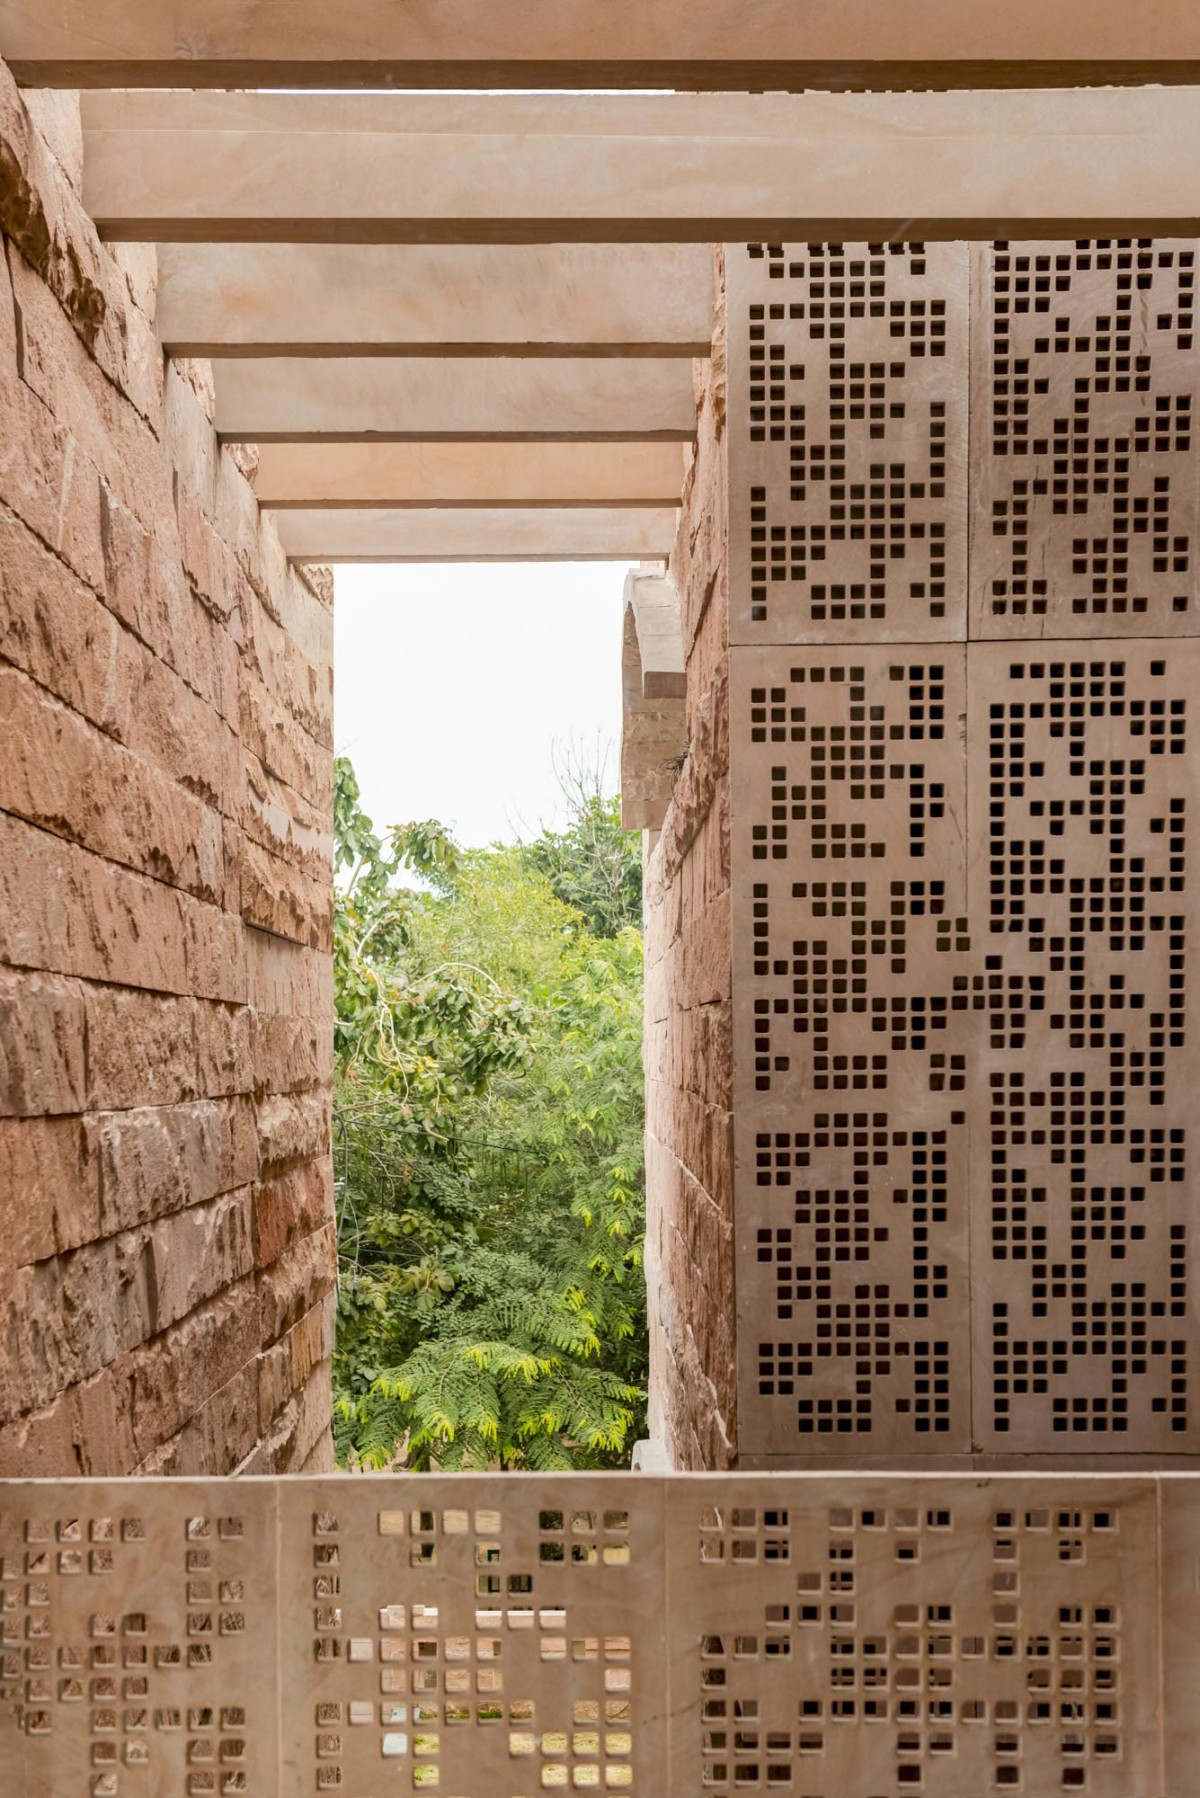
[2,1473,1197,1797]
[728,242,1200,1464]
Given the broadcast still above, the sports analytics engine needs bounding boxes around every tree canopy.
[332,755,647,1470]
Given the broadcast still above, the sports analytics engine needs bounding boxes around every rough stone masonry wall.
[643,254,736,1469]
[0,65,336,1475]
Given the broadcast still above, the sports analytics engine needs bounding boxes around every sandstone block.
[96,1096,256,1234]
[118,1277,260,1468]
[242,585,333,748]
[0,1356,141,1478]
[0,810,188,993]
[175,484,242,626]
[257,1222,336,1344]
[0,967,86,1116]
[0,1114,101,1269]
[125,643,241,819]
[8,247,169,517]
[194,999,252,1097]
[249,1008,330,1096]
[239,668,330,812]
[2,1226,153,1420]
[9,230,163,432]
[86,992,196,1114]
[0,65,104,348]
[182,895,248,1004]
[0,664,227,904]
[298,1424,337,1473]
[99,484,238,725]
[239,1362,333,1474]
[241,834,333,951]
[0,374,105,592]
[110,242,157,321]
[0,502,128,739]
[161,359,219,507]
[257,1290,336,1430]
[0,233,15,366]
[0,63,175,421]
[255,1088,332,1177]
[252,1156,333,1270]
[0,1385,89,1477]
[134,1359,261,1476]
[246,925,327,1019]
[244,748,333,880]
[145,1185,255,1340]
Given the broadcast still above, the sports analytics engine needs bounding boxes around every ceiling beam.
[7,0,1200,89]
[252,442,690,509]
[155,244,714,358]
[272,507,678,562]
[80,90,1200,245]
[211,357,697,442]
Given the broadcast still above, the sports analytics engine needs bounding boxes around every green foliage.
[522,791,642,938]
[332,755,647,1471]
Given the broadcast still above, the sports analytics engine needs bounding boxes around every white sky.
[333,563,633,847]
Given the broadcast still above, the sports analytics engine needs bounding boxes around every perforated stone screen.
[728,242,1200,1465]
[726,242,969,646]
[969,242,1199,639]
[2,1473,1198,1796]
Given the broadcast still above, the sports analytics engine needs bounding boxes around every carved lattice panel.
[727,241,969,646]
[0,1481,278,1797]
[970,239,1200,638]
[730,647,973,1458]
[967,642,1200,1454]
[668,1475,1162,1798]
[273,1478,666,1798]
[4,1474,1196,1798]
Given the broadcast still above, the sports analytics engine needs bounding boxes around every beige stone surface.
[79,89,1200,245]
[156,242,714,354]
[0,1472,1193,1794]
[254,441,689,509]
[966,640,1200,1456]
[8,0,1200,87]
[273,507,680,563]
[969,239,1200,637]
[621,570,687,830]
[646,240,1200,1474]
[211,355,698,443]
[726,241,970,645]
[729,644,974,1459]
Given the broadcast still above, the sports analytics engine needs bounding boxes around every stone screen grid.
[728,240,1200,1464]
[3,1474,1197,1797]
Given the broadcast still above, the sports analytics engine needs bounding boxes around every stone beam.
[7,0,1200,89]
[272,507,678,562]
[80,90,1200,243]
[155,245,715,357]
[253,442,689,509]
[211,357,698,443]
[621,569,688,831]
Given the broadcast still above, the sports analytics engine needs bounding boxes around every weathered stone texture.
[0,58,334,1475]
[643,252,736,1469]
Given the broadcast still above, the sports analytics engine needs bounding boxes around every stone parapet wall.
[5,1469,1199,1795]
[643,251,736,1467]
[0,60,335,1474]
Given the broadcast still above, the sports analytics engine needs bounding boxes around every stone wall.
[643,253,736,1468]
[0,63,336,1475]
